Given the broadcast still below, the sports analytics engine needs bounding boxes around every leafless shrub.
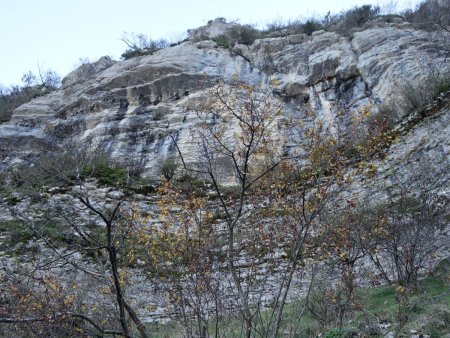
[366,103,398,134]
[307,283,348,329]
[1,137,150,337]
[229,24,260,45]
[360,161,449,291]
[353,163,449,335]
[331,5,381,36]
[22,65,61,89]
[71,57,97,82]
[121,32,170,60]
[157,156,179,181]
[403,0,450,31]
[263,18,324,37]
[389,73,450,120]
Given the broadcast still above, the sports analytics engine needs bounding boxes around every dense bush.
[211,34,230,49]
[302,19,325,35]
[262,0,449,39]
[120,1,449,59]
[2,139,130,190]
[262,4,382,38]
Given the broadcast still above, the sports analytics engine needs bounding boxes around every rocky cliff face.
[1,19,449,180]
[1,18,450,335]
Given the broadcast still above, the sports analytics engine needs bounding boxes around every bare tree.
[0,138,149,337]
[167,80,351,337]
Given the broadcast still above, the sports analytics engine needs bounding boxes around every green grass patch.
[212,35,230,49]
[358,259,450,336]
[360,285,397,317]
[0,220,33,242]
[0,219,77,254]
[0,220,34,254]
[82,163,128,186]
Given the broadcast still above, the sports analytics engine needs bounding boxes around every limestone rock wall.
[1,22,449,181]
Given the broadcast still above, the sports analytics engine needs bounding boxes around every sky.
[0,0,421,87]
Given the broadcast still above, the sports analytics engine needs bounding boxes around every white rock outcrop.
[1,22,449,181]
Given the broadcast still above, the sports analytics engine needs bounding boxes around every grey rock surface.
[1,22,449,184]
[62,56,116,89]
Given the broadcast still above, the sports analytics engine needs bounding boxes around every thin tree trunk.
[124,300,150,338]
[228,225,253,338]
[108,245,131,338]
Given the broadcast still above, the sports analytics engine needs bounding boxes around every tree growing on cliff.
[163,81,286,337]
[160,80,352,337]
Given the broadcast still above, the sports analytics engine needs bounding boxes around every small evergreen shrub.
[212,35,230,49]
[82,163,128,186]
[324,328,343,338]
